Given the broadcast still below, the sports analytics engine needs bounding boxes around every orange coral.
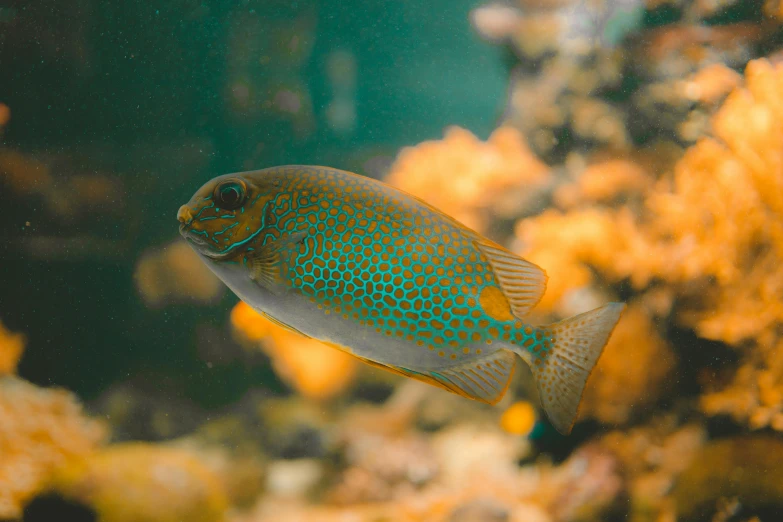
[679,63,743,105]
[555,158,654,207]
[385,126,550,233]
[570,98,629,149]
[514,207,638,313]
[230,301,272,343]
[0,321,24,376]
[515,58,783,430]
[50,443,228,522]
[134,240,224,307]
[230,301,358,401]
[532,60,783,335]
[634,59,783,346]
[0,377,107,518]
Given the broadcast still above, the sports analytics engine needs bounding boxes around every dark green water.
[0,0,506,404]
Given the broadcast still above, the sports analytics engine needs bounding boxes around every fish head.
[177,171,278,261]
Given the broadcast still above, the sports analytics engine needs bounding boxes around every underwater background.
[2,0,783,520]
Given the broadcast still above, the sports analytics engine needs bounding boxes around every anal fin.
[423,350,517,405]
[353,349,517,406]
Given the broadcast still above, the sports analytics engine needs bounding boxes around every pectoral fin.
[247,231,306,291]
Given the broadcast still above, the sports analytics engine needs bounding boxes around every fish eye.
[213,179,246,210]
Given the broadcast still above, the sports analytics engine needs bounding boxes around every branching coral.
[230,301,358,401]
[554,157,654,207]
[514,58,783,430]
[385,126,550,233]
[643,60,783,329]
[472,0,769,161]
[518,61,783,334]
[635,22,767,143]
[0,377,107,519]
[173,429,268,510]
[631,60,783,428]
[514,207,638,314]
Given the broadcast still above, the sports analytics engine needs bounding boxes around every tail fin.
[534,303,625,435]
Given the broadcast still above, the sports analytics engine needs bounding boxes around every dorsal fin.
[247,231,306,290]
[475,239,548,318]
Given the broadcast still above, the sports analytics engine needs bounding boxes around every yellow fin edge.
[329,344,516,406]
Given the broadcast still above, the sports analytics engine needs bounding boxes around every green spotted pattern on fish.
[178,165,625,434]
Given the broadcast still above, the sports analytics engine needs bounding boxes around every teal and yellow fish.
[177,166,624,434]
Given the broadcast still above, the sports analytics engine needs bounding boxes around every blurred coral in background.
[386,126,550,233]
[135,241,225,307]
[46,444,229,522]
[5,1,783,521]
[0,377,107,519]
[0,148,53,196]
[0,321,106,519]
[514,59,783,434]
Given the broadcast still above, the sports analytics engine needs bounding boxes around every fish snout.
[177,205,194,225]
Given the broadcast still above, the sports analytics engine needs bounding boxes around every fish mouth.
[179,223,209,249]
[179,222,244,261]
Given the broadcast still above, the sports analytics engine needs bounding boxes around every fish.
[177,165,625,434]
